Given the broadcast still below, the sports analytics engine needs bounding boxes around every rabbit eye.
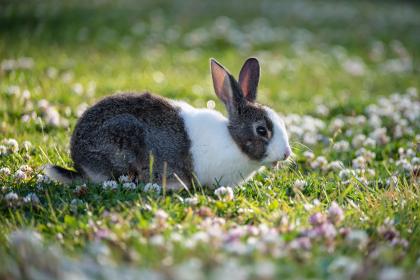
[256,126,267,137]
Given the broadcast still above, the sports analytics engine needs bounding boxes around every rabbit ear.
[239,58,260,102]
[210,58,243,115]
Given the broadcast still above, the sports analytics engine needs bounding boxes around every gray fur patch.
[228,102,274,161]
[70,93,193,185]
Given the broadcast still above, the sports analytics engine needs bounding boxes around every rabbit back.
[70,93,193,184]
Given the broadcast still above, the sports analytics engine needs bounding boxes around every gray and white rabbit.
[45,58,291,189]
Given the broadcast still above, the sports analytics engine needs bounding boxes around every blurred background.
[0,0,419,130]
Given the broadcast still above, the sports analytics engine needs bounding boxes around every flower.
[73,184,88,197]
[102,180,118,191]
[343,58,365,76]
[36,174,51,184]
[345,229,368,250]
[352,134,366,148]
[333,140,350,152]
[328,202,344,225]
[0,167,11,176]
[23,193,40,205]
[14,170,27,181]
[293,179,306,190]
[214,186,234,201]
[378,267,404,280]
[185,196,199,206]
[339,169,356,181]
[3,138,19,153]
[5,192,19,201]
[328,256,360,278]
[310,156,328,169]
[309,212,327,227]
[0,145,7,156]
[118,175,131,183]
[328,161,344,171]
[369,127,389,145]
[22,141,32,151]
[122,182,137,190]
[303,150,315,160]
[155,209,168,221]
[143,183,162,194]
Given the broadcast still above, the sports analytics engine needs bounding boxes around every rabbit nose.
[283,147,291,160]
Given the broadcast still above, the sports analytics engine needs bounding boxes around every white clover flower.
[309,212,327,226]
[45,108,61,127]
[352,156,367,169]
[310,156,328,169]
[351,134,366,148]
[6,85,20,95]
[293,179,306,190]
[76,103,89,117]
[303,150,315,160]
[346,229,368,250]
[23,193,40,204]
[328,160,344,171]
[214,186,234,201]
[365,168,376,177]
[149,234,165,246]
[102,180,118,191]
[155,209,169,222]
[363,137,376,148]
[21,89,31,99]
[316,104,329,116]
[0,145,7,156]
[19,165,33,173]
[36,174,51,184]
[37,99,50,111]
[368,115,382,128]
[14,170,27,181]
[328,256,360,278]
[396,159,412,173]
[72,83,84,95]
[343,58,365,76]
[356,148,376,162]
[333,140,350,152]
[22,141,32,151]
[339,169,356,181]
[0,167,11,176]
[122,182,137,190]
[5,191,19,201]
[370,127,389,145]
[73,184,88,196]
[185,196,199,206]
[143,183,162,194]
[3,138,19,153]
[378,267,404,280]
[118,175,131,183]
[328,202,344,225]
[329,118,345,132]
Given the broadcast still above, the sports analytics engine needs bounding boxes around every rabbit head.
[210,58,291,166]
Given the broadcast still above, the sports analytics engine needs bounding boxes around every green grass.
[0,0,419,279]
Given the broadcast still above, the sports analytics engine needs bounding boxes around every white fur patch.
[173,101,260,187]
[263,106,291,164]
[43,164,73,184]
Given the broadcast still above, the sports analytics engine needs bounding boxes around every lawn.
[0,0,419,279]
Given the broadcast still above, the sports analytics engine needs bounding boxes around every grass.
[0,0,419,279]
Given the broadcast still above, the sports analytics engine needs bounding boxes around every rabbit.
[45,58,291,189]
